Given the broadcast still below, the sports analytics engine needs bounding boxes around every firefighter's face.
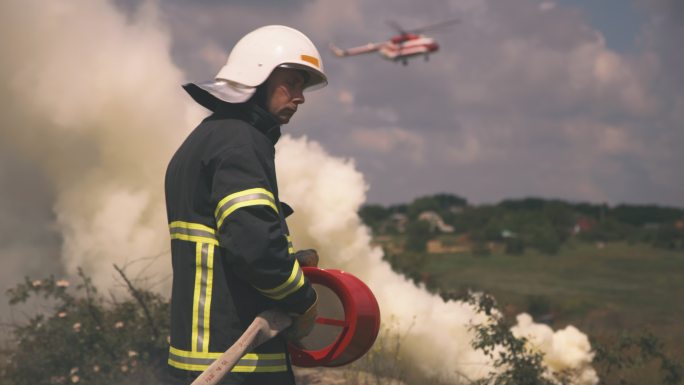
[265,68,306,124]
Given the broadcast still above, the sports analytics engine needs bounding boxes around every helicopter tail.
[329,42,382,58]
[329,43,348,57]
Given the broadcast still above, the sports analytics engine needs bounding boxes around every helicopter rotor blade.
[408,18,461,34]
[386,19,408,35]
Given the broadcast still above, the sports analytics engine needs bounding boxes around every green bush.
[527,225,562,255]
[3,268,681,385]
[592,331,682,385]
[505,237,526,255]
[405,220,432,252]
[1,267,170,385]
[525,295,552,321]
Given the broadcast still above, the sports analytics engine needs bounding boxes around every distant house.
[418,211,454,233]
[676,219,684,231]
[383,213,408,233]
[573,217,597,235]
[426,236,470,254]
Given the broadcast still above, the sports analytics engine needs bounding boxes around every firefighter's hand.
[285,300,317,342]
[294,249,319,267]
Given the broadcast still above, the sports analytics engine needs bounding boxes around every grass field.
[384,238,684,381]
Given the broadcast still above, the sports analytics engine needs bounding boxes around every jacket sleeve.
[210,143,316,315]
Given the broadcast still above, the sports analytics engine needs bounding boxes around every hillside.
[362,194,684,384]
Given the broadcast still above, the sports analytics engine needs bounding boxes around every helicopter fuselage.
[379,35,439,61]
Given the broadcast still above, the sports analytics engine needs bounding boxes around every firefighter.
[164,25,326,384]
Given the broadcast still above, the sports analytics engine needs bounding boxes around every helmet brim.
[279,63,328,91]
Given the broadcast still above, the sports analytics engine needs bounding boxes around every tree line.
[359,194,684,254]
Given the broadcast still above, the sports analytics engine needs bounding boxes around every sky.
[110,0,684,208]
[0,0,682,281]
[0,0,680,278]
[0,2,677,377]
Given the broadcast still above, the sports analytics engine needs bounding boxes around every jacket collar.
[183,83,282,144]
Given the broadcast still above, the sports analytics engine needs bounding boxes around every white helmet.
[196,25,327,104]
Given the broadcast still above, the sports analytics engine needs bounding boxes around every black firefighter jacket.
[164,84,317,384]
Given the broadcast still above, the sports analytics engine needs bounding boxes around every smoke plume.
[277,136,598,384]
[0,0,204,293]
[0,0,597,383]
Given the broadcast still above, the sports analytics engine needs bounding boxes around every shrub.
[1,267,170,385]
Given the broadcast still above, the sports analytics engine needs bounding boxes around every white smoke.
[277,136,598,384]
[0,0,597,383]
[0,0,204,290]
[513,314,597,384]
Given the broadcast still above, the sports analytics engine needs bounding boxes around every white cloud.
[350,127,426,163]
[337,89,354,105]
[598,125,640,154]
[539,1,556,12]
[440,131,484,164]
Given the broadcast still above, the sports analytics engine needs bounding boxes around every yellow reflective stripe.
[254,259,306,300]
[191,243,202,352]
[169,347,284,359]
[168,360,288,373]
[286,235,294,255]
[215,188,278,229]
[168,347,287,372]
[232,364,289,373]
[170,221,216,234]
[191,243,213,353]
[203,244,215,352]
[167,360,209,372]
[169,221,218,245]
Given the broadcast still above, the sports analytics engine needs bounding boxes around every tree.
[405,220,432,252]
[592,331,682,385]
[610,204,684,227]
[649,224,683,250]
[359,204,391,232]
[579,218,634,243]
[407,193,467,220]
[527,225,562,255]
[468,294,561,385]
[505,237,525,255]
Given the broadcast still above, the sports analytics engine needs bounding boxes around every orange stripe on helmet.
[300,54,320,68]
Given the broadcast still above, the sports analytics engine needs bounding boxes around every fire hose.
[191,310,292,385]
[191,267,380,385]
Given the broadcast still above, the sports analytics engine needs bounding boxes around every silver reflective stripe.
[168,351,287,368]
[169,221,218,245]
[234,358,287,368]
[259,266,304,300]
[171,226,216,240]
[216,192,277,223]
[196,243,209,352]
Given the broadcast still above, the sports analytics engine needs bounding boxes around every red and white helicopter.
[329,19,460,65]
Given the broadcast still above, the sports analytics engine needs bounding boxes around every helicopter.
[329,19,460,65]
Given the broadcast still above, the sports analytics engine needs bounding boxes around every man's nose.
[292,89,305,105]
